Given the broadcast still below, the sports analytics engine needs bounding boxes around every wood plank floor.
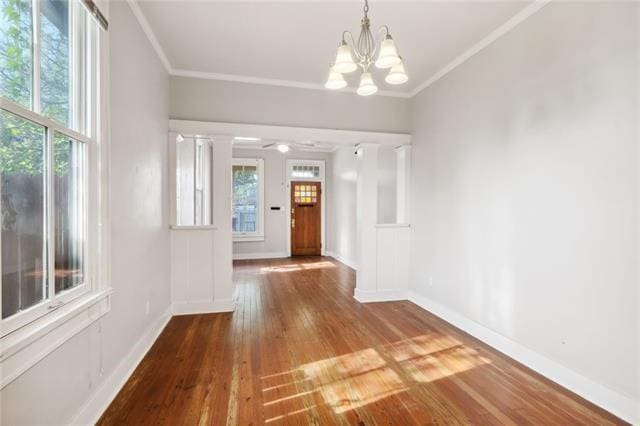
[99,257,625,425]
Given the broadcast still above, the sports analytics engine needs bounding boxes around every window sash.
[232,158,264,238]
[1,100,91,336]
[1,0,98,336]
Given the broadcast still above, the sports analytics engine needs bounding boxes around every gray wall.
[409,1,638,403]
[170,77,411,133]
[1,2,171,423]
[232,148,332,257]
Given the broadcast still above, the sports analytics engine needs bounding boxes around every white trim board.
[170,120,411,148]
[128,0,549,99]
[325,251,358,272]
[70,308,172,425]
[407,291,639,425]
[172,69,410,99]
[354,288,406,303]
[171,300,236,315]
[232,252,289,260]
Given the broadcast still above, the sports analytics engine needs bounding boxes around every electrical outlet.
[428,277,434,286]
[145,301,150,315]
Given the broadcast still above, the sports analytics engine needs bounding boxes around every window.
[1,0,99,335]
[232,158,264,241]
[176,136,213,226]
[292,164,320,179]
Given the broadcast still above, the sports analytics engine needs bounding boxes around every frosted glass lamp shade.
[356,72,378,96]
[277,144,290,153]
[375,35,401,69]
[325,69,347,90]
[332,42,358,73]
[385,61,408,85]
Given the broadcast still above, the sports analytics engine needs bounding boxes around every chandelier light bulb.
[277,143,290,153]
[332,42,358,74]
[325,69,348,90]
[356,72,378,96]
[385,60,408,85]
[375,35,401,69]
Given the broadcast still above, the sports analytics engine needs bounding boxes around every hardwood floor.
[99,257,625,425]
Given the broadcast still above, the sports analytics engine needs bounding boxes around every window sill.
[0,288,113,389]
[233,234,265,242]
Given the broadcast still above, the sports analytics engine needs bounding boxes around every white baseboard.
[233,251,288,260]
[70,308,172,426]
[325,251,358,271]
[407,290,639,425]
[171,299,235,315]
[354,288,406,303]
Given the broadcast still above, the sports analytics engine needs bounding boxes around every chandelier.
[325,0,408,96]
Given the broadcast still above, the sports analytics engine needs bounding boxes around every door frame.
[286,159,326,257]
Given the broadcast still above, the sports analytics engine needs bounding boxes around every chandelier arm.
[370,25,393,60]
[343,30,363,61]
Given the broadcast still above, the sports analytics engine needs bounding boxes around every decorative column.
[396,145,412,224]
[212,136,235,310]
[354,142,379,302]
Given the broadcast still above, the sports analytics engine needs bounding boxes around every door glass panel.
[1,109,48,318]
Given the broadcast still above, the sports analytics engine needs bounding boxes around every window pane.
[53,132,84,293]
[176,137,212,226]
[232,165,257,233]
[0,0,33,109]
[1,109,47,318]
[176,138,195,225]
[40,0,70,126]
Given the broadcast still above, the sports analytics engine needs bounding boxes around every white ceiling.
[135,1,533,97]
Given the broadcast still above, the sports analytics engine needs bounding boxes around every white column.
[396,145,412,224]
[354,142,379,302]
[212,136,235,310]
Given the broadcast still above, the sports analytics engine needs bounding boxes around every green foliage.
[1,0,71,177]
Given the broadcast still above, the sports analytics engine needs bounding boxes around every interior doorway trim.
[285,159,326,257]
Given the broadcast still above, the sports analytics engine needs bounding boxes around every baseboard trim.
[171,299,236,315]
[353,288,406,303]
[325,251,358,271]
[70,308,172,425]
[233,252,288,260]
[407,290,639,425]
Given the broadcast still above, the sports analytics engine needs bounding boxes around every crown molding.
[127,0,549,100]
[409,0,551,98]
[125,0,174,74]
[171,69,411,98]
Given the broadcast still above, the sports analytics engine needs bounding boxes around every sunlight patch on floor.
[259,261,336,274]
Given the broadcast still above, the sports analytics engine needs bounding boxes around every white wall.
[328,147,358,268]
[232,148,332,258]
[1,2,171,424]
[409,0,639,414]
[170,77,411,134]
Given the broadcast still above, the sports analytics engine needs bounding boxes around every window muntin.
[232,158,264,239]
[1,0,96,332]
[176,137,213,226]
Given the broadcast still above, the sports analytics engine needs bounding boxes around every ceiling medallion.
[325,0,408,96]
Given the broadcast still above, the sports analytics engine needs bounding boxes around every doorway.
[290,181,322,255]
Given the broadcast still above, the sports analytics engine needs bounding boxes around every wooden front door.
[291,181,321,256]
